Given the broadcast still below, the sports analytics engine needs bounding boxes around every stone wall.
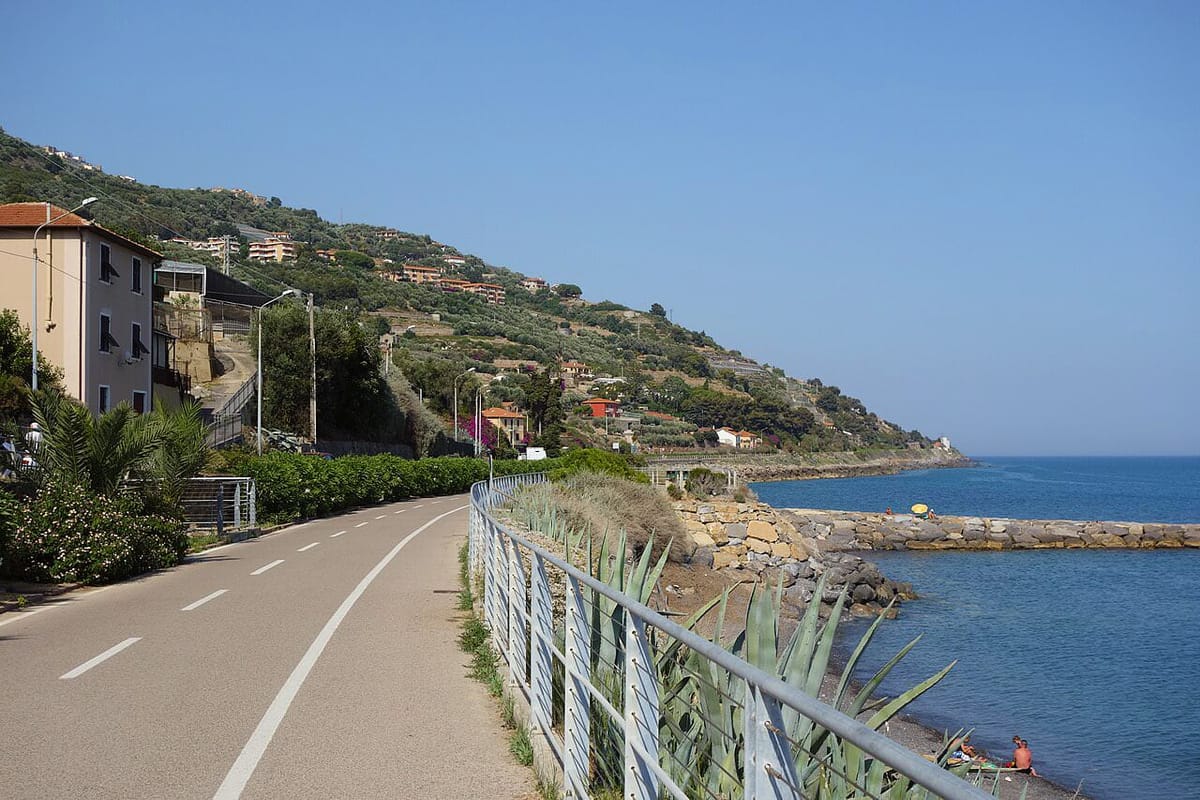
[675,499,1200,618]
[778,509,1200,552]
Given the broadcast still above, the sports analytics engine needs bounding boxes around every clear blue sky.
[3,1,1197,456]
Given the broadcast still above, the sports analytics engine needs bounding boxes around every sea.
[752,457,1200,800]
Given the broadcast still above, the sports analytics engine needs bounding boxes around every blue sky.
[3,2,1197,456]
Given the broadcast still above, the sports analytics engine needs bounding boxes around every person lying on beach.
[958,736,979,759]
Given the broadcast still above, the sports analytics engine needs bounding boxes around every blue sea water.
[751,458,1200,799]
[752,456,1200,523]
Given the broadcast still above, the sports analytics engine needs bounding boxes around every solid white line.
[297,543,319,552]
[374,514,386,520]
[212,505,468,800]
[181,589,228,612]
[354,522,368,528]
[0,606,51,628]
[60,637,142,680]
[251,560,285,576]
[330,530,346,538]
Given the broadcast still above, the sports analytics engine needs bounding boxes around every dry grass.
[518,473,692,564]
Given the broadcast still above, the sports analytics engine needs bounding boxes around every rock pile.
[675,500,916,618]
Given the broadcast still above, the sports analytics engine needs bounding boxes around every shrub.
[4,483,187,584]
[548,448,648,484]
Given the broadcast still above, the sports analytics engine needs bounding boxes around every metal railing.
[176,476,256,532]
[468,475,990,800]
[215,372,258,418]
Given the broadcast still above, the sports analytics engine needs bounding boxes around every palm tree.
[26,391,208,504]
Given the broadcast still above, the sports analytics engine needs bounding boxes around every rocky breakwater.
[675,499,917,619]
[777,508,1200,552]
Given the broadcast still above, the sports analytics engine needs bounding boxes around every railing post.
[564,574,591,798]
[248,480,256,528]
[743,681,800,800]
[530,552,553,737]
[625,612,659,800]
[507,534,529,692]
[216,483,225,537]
[482,517,495,633]
[233,482,242,528]
[493,524,510,652]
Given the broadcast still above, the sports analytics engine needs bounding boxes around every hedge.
[231,453,560,523]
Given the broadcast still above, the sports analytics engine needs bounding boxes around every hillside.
[0,127,941,455]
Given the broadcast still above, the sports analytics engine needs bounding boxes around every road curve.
[0,495,533,799]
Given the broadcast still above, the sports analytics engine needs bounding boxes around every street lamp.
[31,197,97,391]
[452,367,476,443]
[256,288,300,455]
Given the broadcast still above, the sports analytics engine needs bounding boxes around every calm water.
[752,456,1200,523]
[751,458,1200,799]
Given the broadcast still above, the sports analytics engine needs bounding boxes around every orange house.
[584,398,621,418]
[482,406,527,445]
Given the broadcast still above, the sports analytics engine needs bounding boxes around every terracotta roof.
[0,202,162,258]
[482,406,525,419]
[585,397,620,404]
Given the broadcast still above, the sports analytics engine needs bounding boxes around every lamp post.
[256,288,299,455]
[31,197,97,391]
[452,367,476,443]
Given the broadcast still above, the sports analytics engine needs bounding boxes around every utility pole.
[308,293,317,443]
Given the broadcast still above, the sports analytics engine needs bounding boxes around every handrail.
[469,475,991,800]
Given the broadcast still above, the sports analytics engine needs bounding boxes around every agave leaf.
[833,601,895,710]
[865,660,957,730]
[744,580,779,674]
[846,635,924,719]
[805,589,846,700]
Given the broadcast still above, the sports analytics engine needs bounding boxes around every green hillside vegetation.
[0,127,933,455]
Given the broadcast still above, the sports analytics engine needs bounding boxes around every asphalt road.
[0,495,533,799]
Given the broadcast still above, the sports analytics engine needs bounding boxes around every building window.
[99,313,120,353]
[98,385,110,413]
[100,244,120,283]
[132,391,147,414]
[132,257,142,293]
[132,322,148,359]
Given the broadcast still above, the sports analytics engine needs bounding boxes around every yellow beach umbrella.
[911,503,928,515]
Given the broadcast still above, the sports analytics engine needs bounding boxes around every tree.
[334,250,375,270]
[554,283,582,298]
[649,303,666,317]
[0,309,63,418]
[524,368,564,437]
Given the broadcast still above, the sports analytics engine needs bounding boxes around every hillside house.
[482,406,527,445]
[716,427,761,449]
[464,282,505,305]
[398,263,443,284]
[521,277,549,292]
[248,235,298,262]
[584,397,621,418]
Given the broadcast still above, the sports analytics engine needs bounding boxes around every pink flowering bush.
[3,483,187,584]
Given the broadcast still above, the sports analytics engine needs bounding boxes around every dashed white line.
[297,543,320,552]
[374,514,386,520]
[354,522,369,528]
[330,530,347,538]
[412,504,424,509]
[0,606,51,628]
[251,560,285,576]
[181,589,228,612]
[60,637,141,680]
[393,510,405,515]
[213,505,468,800]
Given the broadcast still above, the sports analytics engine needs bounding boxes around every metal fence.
[468,475,991,800]
[177,476,257,532]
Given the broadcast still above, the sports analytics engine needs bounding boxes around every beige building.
[248,235,298,262]
[464,282,505,305]
[482,406,527,445]
[399,263,443,284]
[0,202,159,414]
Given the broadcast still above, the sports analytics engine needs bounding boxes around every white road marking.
[213,505,468,800]
[60,637,141,680]
[297,543,320,552]
[413,504,424,509]
[251,560,285,576]
[393,509,405,514]
[354,522,369,528]
[374,514,386,520]
[0,606,51,628]
[330,530,346,538]
[181,590,228,612]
